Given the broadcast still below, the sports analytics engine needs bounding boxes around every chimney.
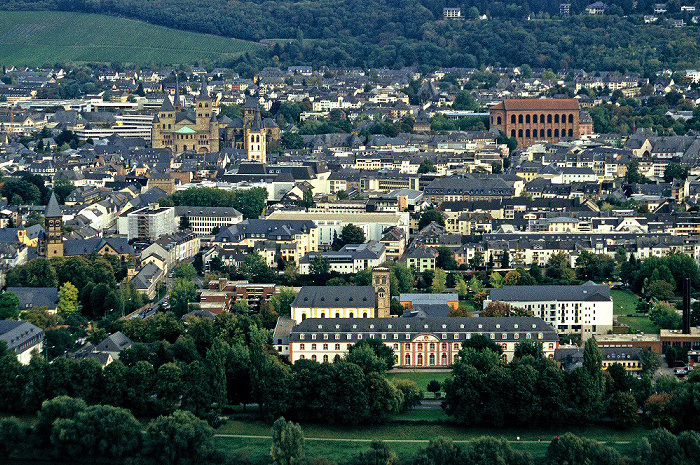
[683,277,691,334]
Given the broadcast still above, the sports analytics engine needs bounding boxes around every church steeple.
[173,74,182,112]
[42,192,63,257]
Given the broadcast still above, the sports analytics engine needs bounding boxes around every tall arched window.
[335,313,340,318]
[518,129,523,137]
[569,114,574,123]
[547,129,552,137]
[405,354,411,365]
[312,344,316,350]
[554,114,559,123]
[349,312,354,318]
[497,116,502,125]
[441,353,448,365]
[429,354,435,365]
[540,129,545,137]
[569,129,573,137]
[547,114,552,123]
[533,114,538,124]
[323,344,328,350]
[525,114,530,123]
[417,354,423,365]
[311,355,317,361]
[511,129,516,137]
[518,114,523,123]
[554,129,559,137]
[525,129,531,138]
[511,115,516,124]
[541,114,545,123]
[323,355,329,363]
[562,114,566,123]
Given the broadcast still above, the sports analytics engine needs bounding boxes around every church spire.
[174,73,181,112]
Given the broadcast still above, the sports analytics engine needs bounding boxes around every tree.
[546,433,620,465]
[300,189,315,209]
[348,338,395,372]
[142,410,216,465]
[53,178,75,204]
[340,224,365,246]
[170,278,197,316]
[0,417,26,458]
[501,250,510,268]
[504,270,521,286]
[57,282,79,314]
[270,417,305,465]
[418,159,437,173]
[625,159,643,184]
[309,255,330,276]
[0,293,19,320]
[358,441,399,465]
[418,209,444,230]
[414,437,462,465]
[435,247,457,270]
[608,391,639,429]
[514,341,543,359]
[432,268,447,293]
[489,271,503,288]
[646,280,675,301]
[280,132,305,149]
[464,437,534,465]
[427,380,442,398]
[663,163,689,182]
[179,215,191,231]
[174,262,196,280]
[546,252,574,281]
[649,301,681,329]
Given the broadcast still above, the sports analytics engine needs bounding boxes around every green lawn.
[611,289,659,334]
[0,11,264,66]
[215,420,646,464]
[387,370,450,397]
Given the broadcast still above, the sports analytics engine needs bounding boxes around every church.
[151,79,220,154]
[223,98,281,164]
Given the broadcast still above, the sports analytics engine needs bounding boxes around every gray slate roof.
[292,286,376,308]
[0,320,44,353]
[489,282,611,302]
[6,287,59,309]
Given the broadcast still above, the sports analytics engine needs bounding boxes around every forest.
[4,0,700,72]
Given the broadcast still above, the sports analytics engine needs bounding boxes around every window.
[417,354,423,365]
[405,354,411,365]
[554,114,559,123]
[323,355,329,363]
[300,344,305,350]
[429,343,435,350]
[561,114,566,123]
[568,129,573,137]
[349,312,354,318]
[511,115,516,124]
[442,343,447,350]
[569,114,574,123]
[533,114,538,123]
[547,114,552,123]
[554,129,559,137]
[300,355,305,359]
[347,334,352,340]
[441,353,448,365]
[525,129,530,138]
[335,334,340,340]
[417,343,423,350]
[300,334,305,340]
[429,354,436,365]
[312,334,317,340]
[518,114,523,123]
[312,344,317,350]
[518,129,523,137]
[323,343,328,350]
[363,312,367,318]
[490,333,495,339]
[525,114,530,123]
[540,129,545,137]
[335,343,340,350]
[324,334,329,340]
[405,343,410,349]
[311,355,317,361]
[497,116,502,125]
[547,129,552,137]
[511,129,516,137]
[335,312,340,318]
[454,343,460,349]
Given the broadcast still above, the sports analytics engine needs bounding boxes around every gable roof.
[6,287,59,309]
[45,192,61,218]
[292,286,376,309]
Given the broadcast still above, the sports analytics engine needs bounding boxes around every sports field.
[0,11,264,66]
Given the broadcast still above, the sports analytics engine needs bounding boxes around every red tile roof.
[490,98,580,111]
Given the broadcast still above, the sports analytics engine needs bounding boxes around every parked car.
[675,362,689,376]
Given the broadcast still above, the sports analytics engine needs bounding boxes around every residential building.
[6,287,59,313]
[298,241,386,274]
[0,320,44,364]
[199,279,282,314]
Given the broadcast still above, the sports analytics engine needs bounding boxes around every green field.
[0,11,264,66]
[387,370,450,397]
[611,289,659,334]
[215,420,645,464]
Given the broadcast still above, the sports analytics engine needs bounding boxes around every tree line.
[163,186,268,220]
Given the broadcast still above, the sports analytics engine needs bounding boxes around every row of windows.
[512,128,574,138]
[297,341,556,353]
[496,113,575,125]
[298,332,546,341]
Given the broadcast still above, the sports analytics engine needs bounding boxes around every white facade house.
[484,282,614,338]
[174,206,243,236]
[298,241,386,275]
[0,320,44,365]
[122,205,175,241]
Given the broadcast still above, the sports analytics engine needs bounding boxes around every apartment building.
[174,205,244,235]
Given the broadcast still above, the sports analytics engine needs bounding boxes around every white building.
[0,320,44,365]
[174,206,243,236]
[123,204,175,241]
[484,282,613,338]
[298,241,386,275]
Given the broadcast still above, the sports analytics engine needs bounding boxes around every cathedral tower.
[373,266,391,318]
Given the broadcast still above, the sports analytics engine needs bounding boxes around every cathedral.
[39,193,63,258]
[223,98,281,164]
[151,79,220,154]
